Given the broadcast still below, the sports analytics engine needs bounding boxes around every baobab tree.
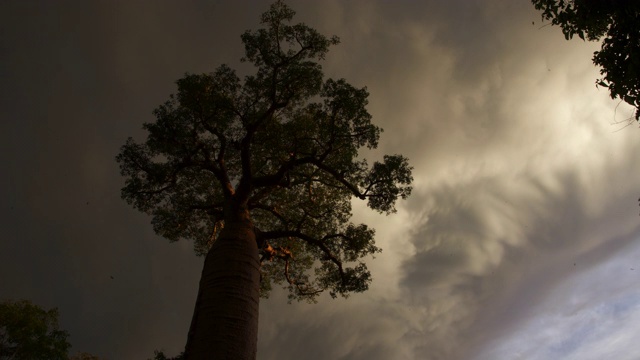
[117,2,412,359]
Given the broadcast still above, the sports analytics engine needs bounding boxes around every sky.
[1,1,640,359]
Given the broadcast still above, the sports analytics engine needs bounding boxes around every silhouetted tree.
[69,352,105,360]
[532,0,640,119]
[0,299,70,360]
[116,1,412,359]
[149,350,184,360]
[0,299,104,360]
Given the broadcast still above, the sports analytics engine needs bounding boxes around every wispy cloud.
[477,237,640,360]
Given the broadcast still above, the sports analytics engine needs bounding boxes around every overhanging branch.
[310,160,365,200]
[260,229,347,285]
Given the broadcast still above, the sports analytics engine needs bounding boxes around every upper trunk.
[183,212,261,360]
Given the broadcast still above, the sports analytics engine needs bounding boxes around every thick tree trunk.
[183,217,261,360]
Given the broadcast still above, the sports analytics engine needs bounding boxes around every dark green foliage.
[532,0,640,119]
[117,1,412,302]
[69,353,104,360]
[0,299,70,360]
[150,350,184,360]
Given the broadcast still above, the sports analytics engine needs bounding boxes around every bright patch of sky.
[478,237,640,360]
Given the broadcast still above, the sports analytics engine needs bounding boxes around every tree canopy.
[532,0,640,119]
[117,1,412,303]
[0,299,70,360]
[0,299,104,360]
[150,350,184,360]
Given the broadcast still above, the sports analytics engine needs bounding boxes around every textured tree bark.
[183,217,260,360]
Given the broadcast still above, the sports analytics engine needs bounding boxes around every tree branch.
[310,159,365,200]
[260,229,347,285]
[251,155,315,188]
[249,203,288,225]
[259,240,326,297]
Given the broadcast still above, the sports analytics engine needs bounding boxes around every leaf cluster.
[0,300,70,360]
[149,350,184,360]
[533,0,640,119]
